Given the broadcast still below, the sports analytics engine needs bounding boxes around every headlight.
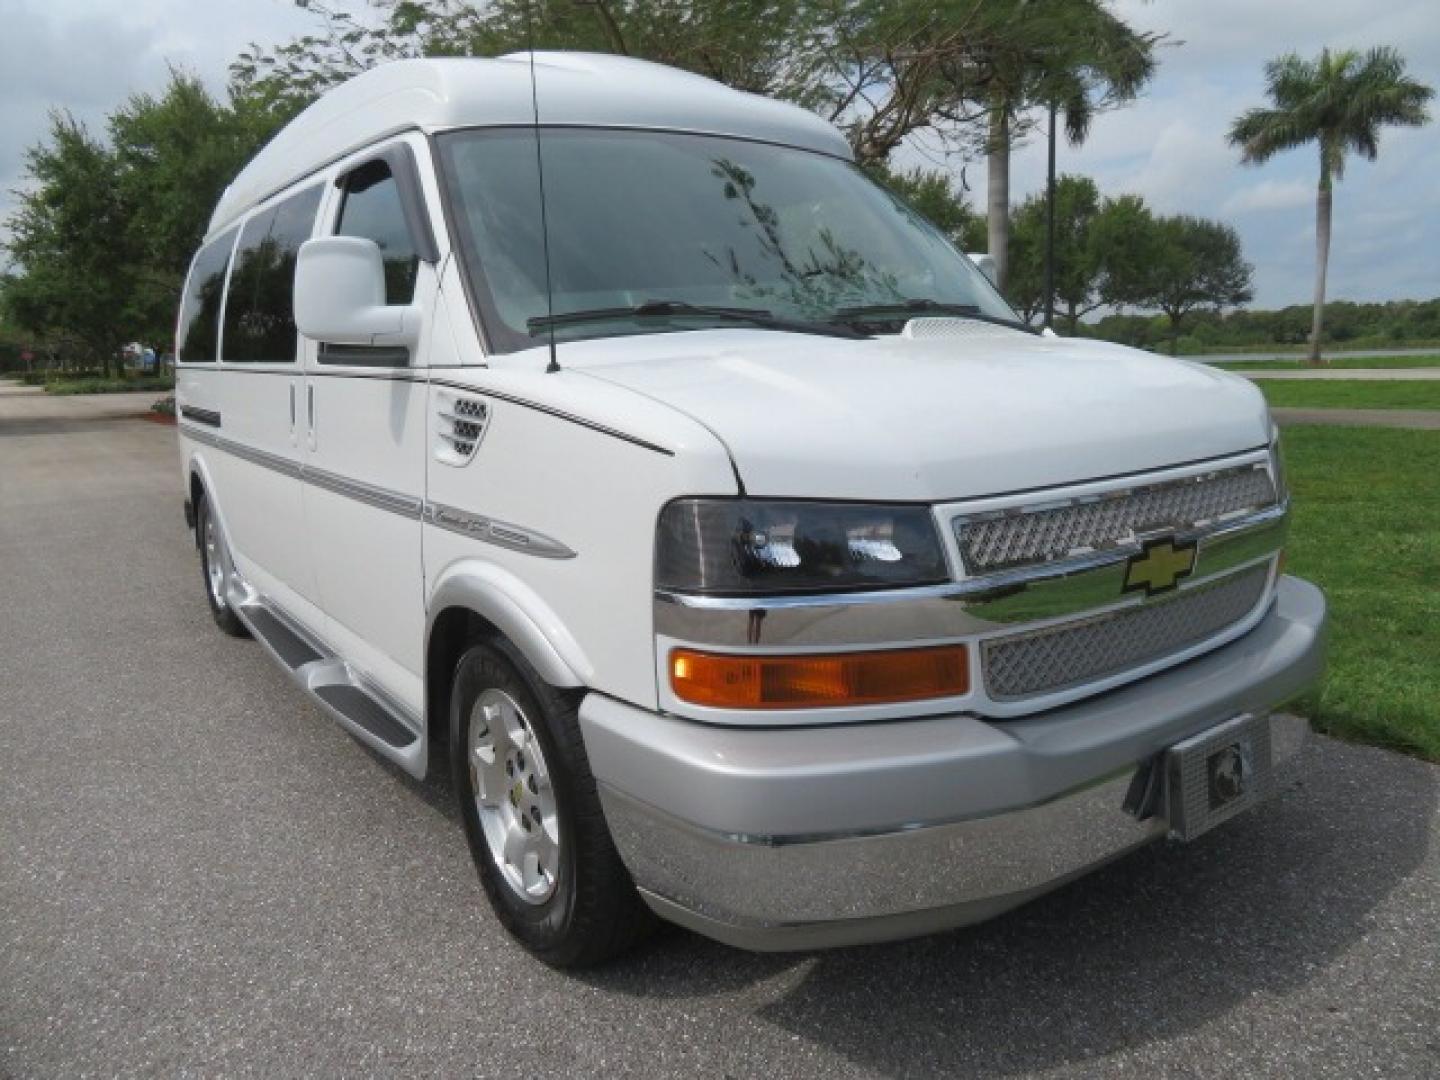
[656,498,948,595]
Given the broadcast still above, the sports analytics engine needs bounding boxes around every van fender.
[186,451,231,544]
[427,559,594,689]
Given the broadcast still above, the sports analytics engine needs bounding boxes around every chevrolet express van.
[176,53,1326,967]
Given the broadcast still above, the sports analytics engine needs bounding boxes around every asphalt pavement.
[2,388,1438,1078]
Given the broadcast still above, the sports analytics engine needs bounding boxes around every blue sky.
[2,0,1437,309]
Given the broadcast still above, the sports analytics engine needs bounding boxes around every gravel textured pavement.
[2,389,1437,1078]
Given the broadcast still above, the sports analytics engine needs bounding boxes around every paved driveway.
[2,391,1437,1078]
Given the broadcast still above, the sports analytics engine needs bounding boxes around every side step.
[244,606,322,669]
[313,680,417,749]
[226,584,425,776]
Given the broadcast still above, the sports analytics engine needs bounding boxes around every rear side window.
[336,160,418,304]
[176,231,235,364]
[223,185,323,364]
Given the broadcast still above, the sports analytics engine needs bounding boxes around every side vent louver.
[435,391,490,466]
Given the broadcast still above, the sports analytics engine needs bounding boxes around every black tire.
[450,638,653,967]
[195,491,248,638]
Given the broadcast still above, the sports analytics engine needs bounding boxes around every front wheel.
[450,639,652,967]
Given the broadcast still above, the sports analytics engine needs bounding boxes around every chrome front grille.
[981,564,1271,701]
[956,465,1277,574]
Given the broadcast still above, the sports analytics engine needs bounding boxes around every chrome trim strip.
[424,501,577,559]
[604,761,1142,847]
[184,425,572,554]
[305,464,423,518]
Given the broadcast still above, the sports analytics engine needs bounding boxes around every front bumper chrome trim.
[588,577,1326,951]
[606,715,1309,952]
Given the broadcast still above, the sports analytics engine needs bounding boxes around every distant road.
[1196,346,1437,364]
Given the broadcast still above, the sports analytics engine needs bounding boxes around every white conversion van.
[176,53,1326,966]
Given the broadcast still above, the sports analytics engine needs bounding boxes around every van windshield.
[437,128,1022,352]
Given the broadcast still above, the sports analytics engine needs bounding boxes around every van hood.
[559,327,1272,501]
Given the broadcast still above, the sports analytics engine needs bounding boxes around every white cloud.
[1221,180,1314,215]
[0,0,322,254]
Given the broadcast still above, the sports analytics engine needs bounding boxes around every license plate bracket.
[1165,713,1274,841]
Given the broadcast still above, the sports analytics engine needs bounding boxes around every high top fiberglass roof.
[208,52,852,236]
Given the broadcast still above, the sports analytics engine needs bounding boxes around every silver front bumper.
[581,576,1327,951]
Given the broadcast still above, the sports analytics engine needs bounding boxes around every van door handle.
[306,384,316,450]
[289,384,296,431]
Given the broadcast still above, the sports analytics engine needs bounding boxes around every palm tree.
[1229,48,1432,365]
[976,1,1157,290]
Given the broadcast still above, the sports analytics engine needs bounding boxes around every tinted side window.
[176,231,235,363]
[336,160,418,304]
[222,185,322,364]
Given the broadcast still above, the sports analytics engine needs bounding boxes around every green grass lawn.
[1283,426,1440,760]
[1258,380,1440,411]
[43,376,174,396]
[1218,354,1440,371]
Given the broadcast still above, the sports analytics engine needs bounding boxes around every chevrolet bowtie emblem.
[1123,537,1198,597]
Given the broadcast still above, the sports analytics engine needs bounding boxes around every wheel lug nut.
[528,776,538,794]
[516,752,525,771]
[505,760,514,777]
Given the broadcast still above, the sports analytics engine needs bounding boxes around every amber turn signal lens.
[669,645,970,710]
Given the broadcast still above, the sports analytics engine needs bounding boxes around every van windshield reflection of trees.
[706,158,903,318]
[439,129,1016,351]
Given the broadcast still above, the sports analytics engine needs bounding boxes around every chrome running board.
[224,577,426,778]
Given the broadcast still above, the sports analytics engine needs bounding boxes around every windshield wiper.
[833,299,1037,335]
[527,300,864,339]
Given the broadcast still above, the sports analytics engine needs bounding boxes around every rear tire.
[450,638,653,967]
[195,491,247,638]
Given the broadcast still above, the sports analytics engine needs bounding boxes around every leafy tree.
[1,73,286,366]
[1088,193,1161,312]
[1142,215,1253,354]
[1229,47,1432,364]
[110,73,282,345]
[865,164,983,248]
[969,0,1156,289]
[1006,174,1101,328]
[1,115,136,375]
